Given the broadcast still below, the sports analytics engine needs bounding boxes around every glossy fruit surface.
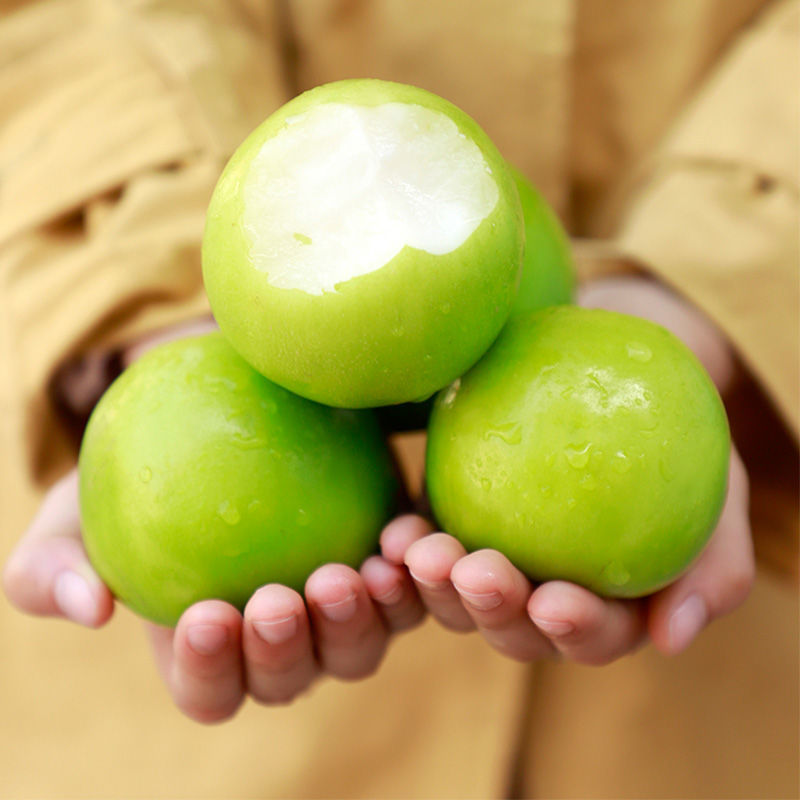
[377,164,575,434]
[202,78,523,408]
[508,166,575,315]
[426,307,730,597]
[79,333,397,626]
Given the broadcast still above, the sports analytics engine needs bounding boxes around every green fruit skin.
[508,165,576,315]
[79,333,398,626]
[426,307,730,598]
[202,78,524,408]
[376,164,575,434]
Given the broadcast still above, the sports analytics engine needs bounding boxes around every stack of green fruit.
[79,80,728,626]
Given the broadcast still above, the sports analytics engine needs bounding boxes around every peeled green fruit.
[79,333,397,626]
[426,306,730,598]
[202,78,524,408]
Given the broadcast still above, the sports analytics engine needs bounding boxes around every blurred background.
[1,1,798,797]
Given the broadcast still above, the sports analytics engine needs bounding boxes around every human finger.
[648,448,753,655]
[360,555,425,633]
[2,469,113,627]
[404,533,475,632]
[528,581,647,665]
[305,564,389,680]
[451,549,555,661]
[242,584,318,705]
[168,600,245,724]
[379,514,436,565]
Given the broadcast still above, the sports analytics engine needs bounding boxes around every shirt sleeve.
[608,0,799,581]
[0,0,290,497]
[613,0,799,439]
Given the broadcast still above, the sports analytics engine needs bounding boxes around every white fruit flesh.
[242,102,499,295]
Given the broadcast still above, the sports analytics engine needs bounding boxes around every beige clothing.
[1,1,797,797]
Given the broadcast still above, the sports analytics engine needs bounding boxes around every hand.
[386,444,752,665]
[2,470,432,722]
[385,275,755,666]
[4,318,433,723]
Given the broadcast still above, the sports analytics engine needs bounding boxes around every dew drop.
[484,422,522,445]
[139,467,152,483]
[612,451,631,473]
[659,458,676,483]
[296,508,310,526]
[603,561,630,587]
[565,443,591,469]
[480,477,492,492]
[442,379,461,407]
[248,499,262,514]
[579,473,597,491]
[626,342,652,363]
[218,500,240,526]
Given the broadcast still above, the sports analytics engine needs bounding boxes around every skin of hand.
[3,275,755,722]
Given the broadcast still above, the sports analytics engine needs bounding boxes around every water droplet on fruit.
[217,500,240,525]
[612,451,631,473]
[659,458,675,482]
[626,342,653,363]
[203,374,238,392]
[566,497,577,509]
[484,422,522,445]
[602,561,630,587]
[139,467,152,483]
[296,509,310,526]
[540,484,552,497]
[442,379,461,407]
[580,473,597,491]
[441,302,452,314]
[480,477,492,491]
[565,443,591,469]
[231,432,266,450]
[248,499,262,513]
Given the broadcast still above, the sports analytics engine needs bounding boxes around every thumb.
[3,469,114,627]
[647,447,753,655]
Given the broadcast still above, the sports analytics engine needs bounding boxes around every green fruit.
[202,78,523,408]
[79,333,397,626]
[426,307,730,598]
[376,164,575,434]
[508,165,575,316]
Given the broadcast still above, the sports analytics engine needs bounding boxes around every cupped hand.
[2,469,436,722]
[384,445,753,666]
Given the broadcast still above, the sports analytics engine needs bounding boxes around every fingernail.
[668,594,707,653]
[186,624,229,656]
[455,587,503,611]
[253,614,297,645]
[531,617,575,637]
[373,583,404,605]
[318,593,357,623]
[407,569,450,591]
[54,570,96,627]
